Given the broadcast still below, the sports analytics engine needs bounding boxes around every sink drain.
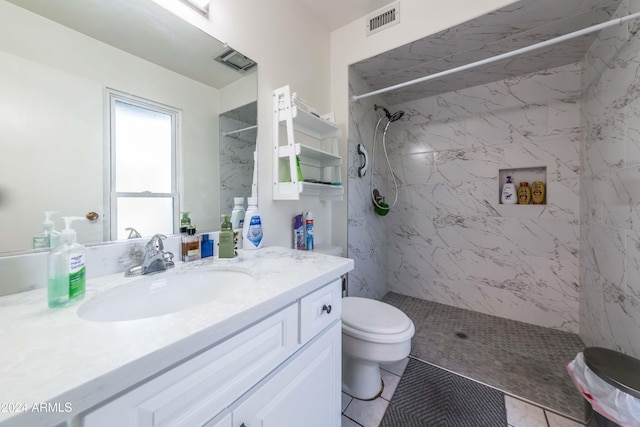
[455,331,469,339]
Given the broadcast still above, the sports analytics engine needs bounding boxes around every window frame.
[105,89,181,241]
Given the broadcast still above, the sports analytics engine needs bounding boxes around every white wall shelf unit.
[273,85,343,201]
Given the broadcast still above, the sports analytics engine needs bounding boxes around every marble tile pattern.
[0,246,354,426]
[219,103,257,214]
[351,0,622,105]
[349,63,582,331]
[346,69,394,299]
[579,0,640,358]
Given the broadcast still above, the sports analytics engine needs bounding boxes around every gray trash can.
[582,347,640,427]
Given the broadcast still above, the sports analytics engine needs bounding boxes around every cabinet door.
[82,304,298,427]
[233,322,341,427]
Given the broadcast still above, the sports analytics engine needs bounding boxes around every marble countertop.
[0,246,353,426]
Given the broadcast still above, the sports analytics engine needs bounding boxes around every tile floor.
[341,357,590,427]
[341,292,594,426]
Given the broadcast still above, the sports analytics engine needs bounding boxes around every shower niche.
[272,85,343,201]
[498,167,547,205]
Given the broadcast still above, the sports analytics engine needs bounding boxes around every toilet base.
[342,355,384,400]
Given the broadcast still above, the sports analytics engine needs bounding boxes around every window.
[107,90,180,240]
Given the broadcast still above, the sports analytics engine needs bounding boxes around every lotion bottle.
[48,216,86,308]
[242,197,263,250]
[501,176,517,205]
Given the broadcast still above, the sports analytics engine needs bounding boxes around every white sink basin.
[77,268,254,322]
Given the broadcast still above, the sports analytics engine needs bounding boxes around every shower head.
[375,104,404,122]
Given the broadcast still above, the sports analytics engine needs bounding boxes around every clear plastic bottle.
[242,197,263,250]
[33,211,57,249]
[47,216,86,308]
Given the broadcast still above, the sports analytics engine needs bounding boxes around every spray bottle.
[48,216,86,308]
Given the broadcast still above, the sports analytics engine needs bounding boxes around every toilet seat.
[342,297,415,343]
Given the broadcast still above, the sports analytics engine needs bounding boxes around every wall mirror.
[0,0,258,254]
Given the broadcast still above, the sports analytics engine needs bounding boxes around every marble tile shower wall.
[580,0,640,356]
[382,63,582,332]
[347,70,392,299]
[219,116,256,214]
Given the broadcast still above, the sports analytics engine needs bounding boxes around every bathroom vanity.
[0,247,353,427]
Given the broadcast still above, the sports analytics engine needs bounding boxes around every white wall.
[0,1,220,252]
[330,0,519,254]
[153,0,336,251]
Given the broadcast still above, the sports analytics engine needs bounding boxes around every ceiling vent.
[214,48,257,73]
[366,2,400,36]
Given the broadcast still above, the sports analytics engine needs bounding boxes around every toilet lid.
[342,297,412,335]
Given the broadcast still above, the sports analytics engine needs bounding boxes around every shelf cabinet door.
[232,322,341,427]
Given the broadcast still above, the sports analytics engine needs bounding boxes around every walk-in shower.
[368,104,404,215]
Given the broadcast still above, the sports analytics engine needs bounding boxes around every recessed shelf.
[499,166,547,205]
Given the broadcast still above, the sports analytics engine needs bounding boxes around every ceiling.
[298,0,392,31]
[350,0,624,105]
[5,0,251,89]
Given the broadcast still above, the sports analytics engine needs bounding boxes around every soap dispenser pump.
[47,216,86,308]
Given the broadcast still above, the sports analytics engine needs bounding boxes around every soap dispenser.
[218,215,235,259]
[501,176,517,205]
[33,211,58,249]
[48,216,86,308]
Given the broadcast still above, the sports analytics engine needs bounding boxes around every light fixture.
[214,48,257,73]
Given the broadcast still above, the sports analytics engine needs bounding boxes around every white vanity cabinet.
[81,279,342,427]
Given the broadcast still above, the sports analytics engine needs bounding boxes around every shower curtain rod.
[352,12,640,101]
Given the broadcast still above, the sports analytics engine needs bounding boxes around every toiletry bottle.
[518,182,531,204]
[201,233,214,258]
[242,197,263,250]
[293,213,305,250]
[182,227,200,262]
[296,156,303,181]
[231,197,246,229]
[501,176,517,204]
[219,215,235,258]
[33,211,57,249]
[47,216,86,308]
[305,211,314,250]
[531,181,545,204]
[180,211,191,233]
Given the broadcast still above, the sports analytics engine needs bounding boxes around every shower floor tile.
[381,292,588,423]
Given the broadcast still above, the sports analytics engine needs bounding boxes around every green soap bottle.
[218,214,235,259]
[48,216,86,308]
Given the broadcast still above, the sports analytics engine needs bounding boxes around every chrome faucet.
[124,234,175,277]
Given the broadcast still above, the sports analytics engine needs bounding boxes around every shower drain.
[455,331,469,339]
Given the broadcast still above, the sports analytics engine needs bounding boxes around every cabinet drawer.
[83,304,299,427]
[299,279,341,344]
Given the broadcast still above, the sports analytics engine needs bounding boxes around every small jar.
[531,181,545,204]
[518,182,531,204]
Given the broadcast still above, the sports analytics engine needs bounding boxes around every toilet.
[341,297,415,400]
